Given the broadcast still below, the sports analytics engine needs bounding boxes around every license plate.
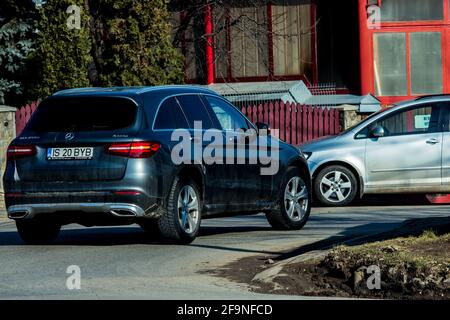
[47,147,94,160]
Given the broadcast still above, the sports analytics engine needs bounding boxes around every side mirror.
[255,122,271,135]
[370,125,385,138]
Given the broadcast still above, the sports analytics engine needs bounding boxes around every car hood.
[299,135,342,152]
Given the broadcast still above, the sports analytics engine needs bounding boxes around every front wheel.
[158,176,202,244]
[16,219,61,244]
[314,165,358,207]
[266,167,311,230]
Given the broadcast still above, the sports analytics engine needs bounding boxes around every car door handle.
[426,138,440,145]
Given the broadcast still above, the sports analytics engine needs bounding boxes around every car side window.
[175,95,214,130]
[361,104,440,138]
[204,96,249,131]
[154,97,189,130]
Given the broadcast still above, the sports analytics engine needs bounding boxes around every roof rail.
[415,94,450,101]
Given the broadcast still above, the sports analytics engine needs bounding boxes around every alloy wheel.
[284,177,309,221]
[319,171,352,203]
[177,185,200,234]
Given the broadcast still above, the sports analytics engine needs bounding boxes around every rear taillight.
[7,145,37,160]
[105,142,160,158]
[5,192,23,198]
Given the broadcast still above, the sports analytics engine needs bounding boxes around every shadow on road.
[0,224,273,247]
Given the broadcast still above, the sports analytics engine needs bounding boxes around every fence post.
[280,102,285,142]
[323,108,330,136]
[300,105,306,143]
[291,104,297,146]
[307,106,313,141]
[296,104,302,144]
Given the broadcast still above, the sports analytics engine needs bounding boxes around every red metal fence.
[15,101,341,145]
[15,101,39,136]
[241,102,341,145]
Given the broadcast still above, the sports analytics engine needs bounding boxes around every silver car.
[300,95,450,206]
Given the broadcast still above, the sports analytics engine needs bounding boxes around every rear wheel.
[314,165,358,206]
[158,176,201,244]
[266,167,311,230]
[16,219,61,244]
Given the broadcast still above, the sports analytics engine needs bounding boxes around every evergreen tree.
[28,0,92,99]
[0,0,36,105]
[94,0,184,86]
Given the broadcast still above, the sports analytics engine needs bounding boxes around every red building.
[171,0,449,105]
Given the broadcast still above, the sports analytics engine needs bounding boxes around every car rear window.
[25,97,138,132]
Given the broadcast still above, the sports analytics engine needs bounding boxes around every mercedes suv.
[4,86,311,244]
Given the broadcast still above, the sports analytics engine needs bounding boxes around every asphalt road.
[0,203,449,299]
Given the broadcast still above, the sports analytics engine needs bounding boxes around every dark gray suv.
[4,86,311,244]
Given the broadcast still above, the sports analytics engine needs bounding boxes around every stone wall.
[336,104,368,130]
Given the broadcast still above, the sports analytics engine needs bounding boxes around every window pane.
[204,96,249,131]
[373,105,438,136]
[373,33,407,96]
[229,2,269,78]
[214,5,228,79]
[154,98,189,130]
[273,1,312,77]
[169,12,199,81]
[26,97,137,132]
[380,0,443,21]
[410,32,443,95]
[176,95,214,129]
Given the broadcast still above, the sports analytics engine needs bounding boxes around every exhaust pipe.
[109,205,138,217]
[8,211,29,219]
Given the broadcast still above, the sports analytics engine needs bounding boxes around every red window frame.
[360,0,450,105]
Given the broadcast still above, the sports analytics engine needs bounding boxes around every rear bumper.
[7,202,147,220]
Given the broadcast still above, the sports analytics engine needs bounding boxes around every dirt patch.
[289,232,450,300]
[211,219,450,300]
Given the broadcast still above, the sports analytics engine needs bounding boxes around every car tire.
[265,167,311,230]
[158,176,202,244]
[314,165,358,207]
[16,219,61,244]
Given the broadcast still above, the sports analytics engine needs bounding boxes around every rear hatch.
[14,96,143,182]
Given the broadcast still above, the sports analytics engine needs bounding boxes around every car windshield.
[25,97,138,132]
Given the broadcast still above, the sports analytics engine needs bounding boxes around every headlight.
[303,152,312,160]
